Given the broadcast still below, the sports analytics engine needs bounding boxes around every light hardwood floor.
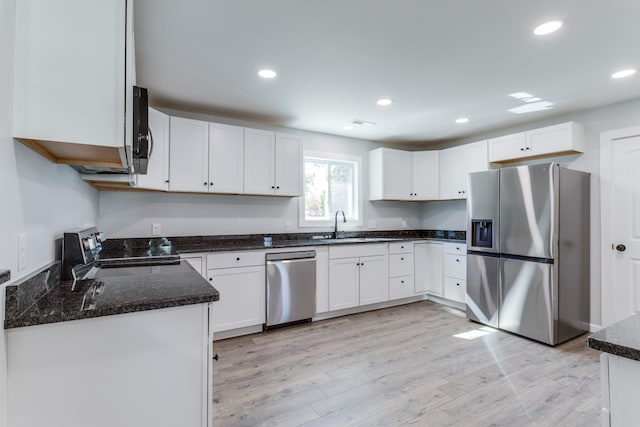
[212,301,601,426]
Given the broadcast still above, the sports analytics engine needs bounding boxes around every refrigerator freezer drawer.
[466,253,499,328]
[499,257,555,345]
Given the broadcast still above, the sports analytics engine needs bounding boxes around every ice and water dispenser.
[471,220,493,249]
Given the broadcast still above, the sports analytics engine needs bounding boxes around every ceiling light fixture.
[343,125,354,130]
[508,101,554,114]
[611,68,637,79]
[455,117,469,124]
[533,20,563,36]
[258,69,277,79]
[377,98,393,106]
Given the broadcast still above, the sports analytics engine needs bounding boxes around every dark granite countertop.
[5,261,219,329]
[101,230,466,258]
[588,314,640,361]
[0,270,9,285]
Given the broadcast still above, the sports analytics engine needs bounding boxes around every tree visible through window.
[304,156,359,223]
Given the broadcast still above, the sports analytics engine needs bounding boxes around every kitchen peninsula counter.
[4,260,219,329]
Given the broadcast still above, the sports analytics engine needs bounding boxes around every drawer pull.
[456,259,460,262]
[209,277,213,281]
[236,257,240,261]
[456,283,460,286]
[401,257,404,261]
[401,280,405,284]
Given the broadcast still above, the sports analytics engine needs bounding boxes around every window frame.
[298,151,363,228]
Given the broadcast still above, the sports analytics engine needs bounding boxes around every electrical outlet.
[152,223,162,236]
[284,221,292,232]
[18,233,27,271]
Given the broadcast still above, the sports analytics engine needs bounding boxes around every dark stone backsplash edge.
[103,229,466,251]
[0,270,10,285]
[4,262,61,326]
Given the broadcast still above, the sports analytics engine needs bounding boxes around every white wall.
[421,97,640,329]
[0,1,99,425]
[99,111,424,238]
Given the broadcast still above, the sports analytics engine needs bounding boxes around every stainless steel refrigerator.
[466,163,590,345]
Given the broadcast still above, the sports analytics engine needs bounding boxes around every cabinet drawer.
[329,243,387,259]
[389,241,412,254]
[444,277,466,303]
[443,242,466,255]
[389,276,414,300]
[206,251,265,269]
[389,253,414,277]
[444,254,466,279]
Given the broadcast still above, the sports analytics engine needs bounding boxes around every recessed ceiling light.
[534,20,563,36]
[455,117,469,124]
[508,101,554,114]
[377,98,393,106]
[343,125,354,130]
[258,69,277,79]
[611,68,637,79]
[509,92,534,100]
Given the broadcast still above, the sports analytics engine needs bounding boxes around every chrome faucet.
[334,210,346,239]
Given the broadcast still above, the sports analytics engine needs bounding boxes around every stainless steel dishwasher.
[265,250,316,329]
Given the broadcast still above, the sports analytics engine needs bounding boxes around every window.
[300,153,362,227]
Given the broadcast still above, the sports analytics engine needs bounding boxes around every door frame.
[600,125,640,327]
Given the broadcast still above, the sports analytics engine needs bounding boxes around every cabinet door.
[415,243,443,296]
[359,255,388,305]
[412,151,439,200]
[209,123,244,194]
[526,122,575,156]
[444,277,466,303]
[243,128,276,195]
[274,133,302,196]
[136,108,169,191]
[169,117,209,192]
[329,257,360,311]
[461,140,488,196]
[382,149,413,200]
[439,146,463,200]
[488,132,526,162]
[389,276,414,300]
[14,0,126,149]
[209,266,265,332]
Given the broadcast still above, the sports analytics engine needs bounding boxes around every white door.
[209,123,244,194]
[169,117,209,193]
[382,149,413,200]
[328,257,360,311]
[274,133,302,196]
[209,266,265,333]
[243,128,275,195]
[439,146,463,200]
[610,134,640,324]
[488,132,526,162]
[359,255,388,305]
[412,151,439,200]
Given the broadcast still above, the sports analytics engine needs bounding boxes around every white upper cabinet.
[169,117,210,193]
[488,122,585,163]
[14,0,133,168]
[369,148,439,201]
[413,151,440,200]
[439,141,488,200]
[136,108,170,191]
[244,131,302,196]
[209,124,244,194]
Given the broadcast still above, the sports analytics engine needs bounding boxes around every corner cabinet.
[488,122,585,163]
[244,131,302,196]
[414,242,444,296]
[439,140,488,200]
[369,148,439,201]
[14,0,134,168]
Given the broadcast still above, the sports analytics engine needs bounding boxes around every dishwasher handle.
[266,251,316,262]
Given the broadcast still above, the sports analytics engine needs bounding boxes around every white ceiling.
[134,0,640,146]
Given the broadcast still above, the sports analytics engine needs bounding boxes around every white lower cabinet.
[315,246,330,314]
[389,241,415,300]
[7,304,213,427]
[415,242,444,296]
[443,243,466,303]
[328,244,388,311]
[206,251,265,333]
[390,276,414,300]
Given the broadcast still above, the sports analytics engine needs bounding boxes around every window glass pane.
[304,156,359,223]
[304,160,329,220]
